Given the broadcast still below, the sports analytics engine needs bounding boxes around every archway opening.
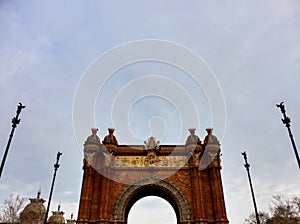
[113,178,190,223]
[128,196,177,224]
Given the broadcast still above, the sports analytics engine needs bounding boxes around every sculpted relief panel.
[114,136,190,168]
[115,155,189,168]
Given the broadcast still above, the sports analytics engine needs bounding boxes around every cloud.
[0,1,300,223]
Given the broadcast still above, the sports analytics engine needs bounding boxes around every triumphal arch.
[77,127,229,224]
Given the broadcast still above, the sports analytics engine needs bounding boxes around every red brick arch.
[113,176,191,223]
[77,130,229,224]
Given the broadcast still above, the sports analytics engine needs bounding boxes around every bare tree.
[269,194,299,224]
[0,194,26,223]
[244,211,269,224]
[291,195,300,215]
[245,194,300,224]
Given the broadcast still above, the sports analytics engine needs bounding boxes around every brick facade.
[77,129,229,224]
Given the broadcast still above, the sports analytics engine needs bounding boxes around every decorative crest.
[144,136,160,151]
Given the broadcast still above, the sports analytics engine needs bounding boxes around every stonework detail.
[47,211,66,224]
[191,151,201,167]
[115,155,189,167]
[19,194,71,224]
[19,198,46,224]
[83,128,101,167]
[113,176,190,222]
[84,150,96,165]
[103,150,113,167]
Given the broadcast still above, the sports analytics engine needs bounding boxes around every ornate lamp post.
[0,103,26,178]
[44,151,62,224]
[276,102,300,170]
[242,151,260,224]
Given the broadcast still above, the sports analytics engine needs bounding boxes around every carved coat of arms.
[144,136,160,151]
[144,136,160,166]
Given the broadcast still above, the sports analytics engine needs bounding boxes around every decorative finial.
[37,187,41,199]
[91,127,98,134]
[188,128,196,133]
[71,212,74,219]
[58,202,61,212]
[108,127,115,133]
[203,127,219,146]
[85,128,101,144]
[102,127,118,144]
[186,128,201,145]
[206,127,213,133]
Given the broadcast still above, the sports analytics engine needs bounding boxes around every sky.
[0,1,300,223]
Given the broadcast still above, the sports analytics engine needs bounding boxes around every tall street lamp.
[0,103,26,178]
[44,151,63,224]
[276,102,300,170]
[242,151,260,224]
